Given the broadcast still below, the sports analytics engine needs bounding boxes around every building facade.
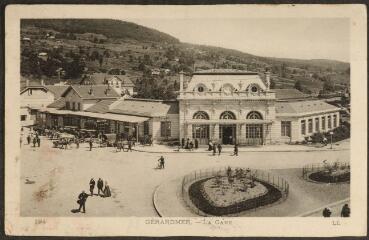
[178,69,341,145]
[29,69,341,145]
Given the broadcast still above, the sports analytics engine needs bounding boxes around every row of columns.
[184,122,269,144]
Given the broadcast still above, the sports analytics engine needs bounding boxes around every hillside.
[20,19,350,99]
[21,19,179,44]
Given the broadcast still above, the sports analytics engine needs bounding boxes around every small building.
[151,68,161,75]
[79,73,135,96]
[20,82,69,127]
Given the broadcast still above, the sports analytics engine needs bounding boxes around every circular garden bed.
[188,176,283,216]
[308,169,350,183]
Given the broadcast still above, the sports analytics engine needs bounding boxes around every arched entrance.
[246,111,263,145]
[219,111,236,145]
[192,111,210,145]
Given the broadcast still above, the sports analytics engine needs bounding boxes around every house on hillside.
[79,73,135,96]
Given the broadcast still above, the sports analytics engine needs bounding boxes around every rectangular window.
[333,115,337,128]
[315,118,320,132]
[322,117,326,130]
[301,120,306,135]
[66,101,70,110]
[281,121,291,137]
[72,102,76,111]
[160,121,171,137]
[21,115,27,121]
[144,121,150,135]
[78,103,81,111]
[308,119,313,133]
[328,115,332,129]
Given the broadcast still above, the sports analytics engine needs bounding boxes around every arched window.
[193,111,209,120]
[220,111,236,120]
[247,111,263,119]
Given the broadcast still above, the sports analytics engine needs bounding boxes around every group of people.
[76,178,111,213]
[208,141,239,156]
[26,132,41,148]
[322,204,350,217]
[181,138,199,151]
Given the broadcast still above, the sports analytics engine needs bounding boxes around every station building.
[25,69,341,145]
[177,69,341,145]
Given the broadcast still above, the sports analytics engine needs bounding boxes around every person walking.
[77,191,88,213]
[160,156,165,169]
[185,138,189,149]
[208,140,213,151]
[234,144,238,156]
[27,134,31,145]
[217,143,222,156]
[75,138,79,149]
[103,181,111,197]
[341,204,350,217]
[97,178,104,196]
[181,138,185,149]
[128,141,132,152]
[32,136,37,147]
[212,143,217,156]
[158,156,165,169]
[194,138,199,149]
[89,178,95,196]
[89,138,93,151]
[37,136,41,147]
[189,140,194,151]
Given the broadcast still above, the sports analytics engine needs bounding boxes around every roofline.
[45,85,70,96]
[192,72,259,76]
[20,85,48,94]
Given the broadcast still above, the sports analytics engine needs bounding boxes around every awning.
[185,119,273,124]
[39,108,149,123]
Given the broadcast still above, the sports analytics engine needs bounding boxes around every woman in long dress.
[103,181,111,197]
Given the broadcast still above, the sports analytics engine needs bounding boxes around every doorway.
[220,124,236,145]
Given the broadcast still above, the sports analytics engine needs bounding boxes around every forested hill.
[20,18,350,99]
[21,19,179,44]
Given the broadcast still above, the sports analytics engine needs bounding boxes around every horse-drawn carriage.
[99,133,117,147]
[52,133,75,149]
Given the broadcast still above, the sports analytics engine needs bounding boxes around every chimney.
[265,71,270,90]
[179,71,184,93]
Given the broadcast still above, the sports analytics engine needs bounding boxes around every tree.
[270,78,276,89]
[98,55,104,67]
[294,80,303,92]
[322,80,335,93]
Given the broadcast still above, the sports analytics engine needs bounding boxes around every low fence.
[302,161,350,180]
[181,167,289,216]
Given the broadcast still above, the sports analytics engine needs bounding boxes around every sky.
[123,18,350,62]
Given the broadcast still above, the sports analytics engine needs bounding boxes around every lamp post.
[330,131,333,149]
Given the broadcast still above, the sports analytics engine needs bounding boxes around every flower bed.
[308,169,350,183]
[202,177,268,207]
[188,177,283,216]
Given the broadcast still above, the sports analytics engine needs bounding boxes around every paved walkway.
[20,136,350,217]
[134,139,350,153]
[153,168,350,217]
[153,177,198,217]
